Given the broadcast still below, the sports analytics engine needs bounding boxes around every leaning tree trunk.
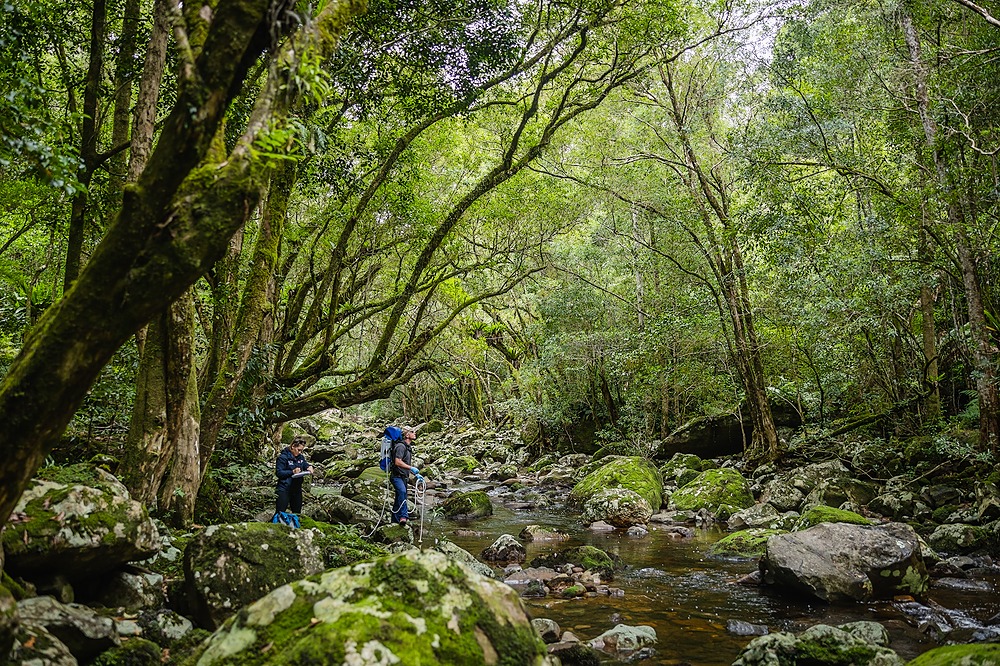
[0,0,365,532]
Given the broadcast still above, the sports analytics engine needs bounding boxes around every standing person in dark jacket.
[391,427,422,525]
[275,435,313,515]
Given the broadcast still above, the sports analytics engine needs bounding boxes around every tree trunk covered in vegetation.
[200,162,295,472]
[902,7,999,453]
[0,0,365,531]
[108,0,141,206]
[662,62,778,465]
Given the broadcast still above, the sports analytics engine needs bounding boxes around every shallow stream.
[416,495,1000,665]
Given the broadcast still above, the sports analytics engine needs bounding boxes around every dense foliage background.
[0,0,997,524]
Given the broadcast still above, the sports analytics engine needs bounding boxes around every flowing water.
[416,496,1000,665]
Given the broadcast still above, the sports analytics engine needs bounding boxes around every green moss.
[905,644,1000,665]
[530,545,617,578]
[93,638,162,665]
[1,573,31,600]
[441,490,493,518]
[443,455,479,473]
[569,457,663,511]
[931,504,957,523]
[708,529,786,559]
[797,506,871,530]
[297,517,387,569]
[671,468,753,514]
[184,551,548,666]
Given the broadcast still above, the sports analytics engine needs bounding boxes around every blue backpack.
[272,511,300,528]
[380,426,403,472]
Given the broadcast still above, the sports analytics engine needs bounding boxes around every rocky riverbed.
[1,417,999,665]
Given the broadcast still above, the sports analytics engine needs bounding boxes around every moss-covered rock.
[441,490,494,519]
[530,546,618,579]
[926,523,992,555]
[183,522,325,630]
[182,549,554,666]
[443,455,480,473]
[582,488,653,528]
[569,457,662,512]
[93,638,162,666]
[796,505,872,530]
[708,528,786,559]
[905,644,1000,665]
[3,466,160,580]
[733,623,903,666]
[659,453,706,487]
[297,517,387,569]
[670,468,754,517]
[302,494,379,528]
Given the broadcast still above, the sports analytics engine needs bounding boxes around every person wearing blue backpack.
[274,434,313,524]
[391,427,422,525]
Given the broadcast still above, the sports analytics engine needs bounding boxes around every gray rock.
[432,540,497,579]
[17,596,119,662]
[8,623,78,666]
[186,550,555,664]
[588,624,657,657]
[183,522,325,630]
[93,569,165,612]
[532,617,561,643]
[582,488,653,528]
[922,484,962,508]
[762,522,928,602]
[0,584,17,660]
[928,523,992,555]
[518,525,570,542]
[302,493,379,528]
[136,609,194,647]
[976,481,1000,523]
[3,469,160,580]
[481,534,527,564]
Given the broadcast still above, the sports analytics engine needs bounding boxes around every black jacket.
[275,447,309,489]
[391,440,412,479]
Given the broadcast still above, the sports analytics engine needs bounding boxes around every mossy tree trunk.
[0,0,365,530]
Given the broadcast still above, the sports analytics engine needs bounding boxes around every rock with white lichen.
[182,522,325,630]
[182,549,555,666]
[2,464,159,580]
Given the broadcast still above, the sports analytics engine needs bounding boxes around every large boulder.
[185,549,555,665]
[183,522,325,630]
[3,465,160,580]
[302,494,379,528]
[440,490,494,519]
[582,488,653,528]
[733,622,903,666]
[656,413,746,459]
[670,468,754,518]
[761,522,928,602]
[569,457,662,511]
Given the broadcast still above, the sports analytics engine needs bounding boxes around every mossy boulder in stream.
[441,490,493,519]
[796,505,871,530]
[905,644,1000,665]
[530,546,618,578]
[582,488,653,528]
[183,522,325,629]
[182,549,555,666]
[708,528,786,559]
[3,464,160,580]
[733,622,903,666]
[569,457,662,512]
[670,468,754,518]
